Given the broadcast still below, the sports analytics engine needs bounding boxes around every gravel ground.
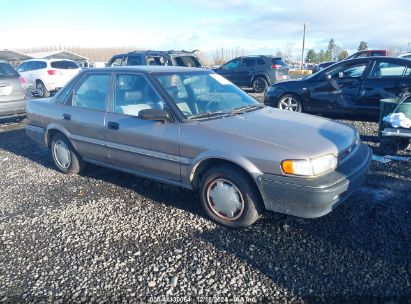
[0,97,410,303]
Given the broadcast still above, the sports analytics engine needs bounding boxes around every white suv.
[16,59,81,97]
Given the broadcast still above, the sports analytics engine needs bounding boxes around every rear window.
[51,60,79,69]
[0,63,19,78]
[272,59,288,67]
[174,56,201,67]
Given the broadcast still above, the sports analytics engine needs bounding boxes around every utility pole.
[301,22,307,70]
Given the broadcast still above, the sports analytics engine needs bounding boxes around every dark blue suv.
[213,55,289,93]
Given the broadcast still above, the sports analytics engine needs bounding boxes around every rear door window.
[242,58,256,67]
[127,56,143,66]
[174,56,201,67]
[0,63,19,78]
[51,60,79,69]
[72,74,111,111]
[31,61,47,70]
[370,61,407,78]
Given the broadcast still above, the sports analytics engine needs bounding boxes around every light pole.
[301,22,307,70]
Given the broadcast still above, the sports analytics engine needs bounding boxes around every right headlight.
[281,154,338,176]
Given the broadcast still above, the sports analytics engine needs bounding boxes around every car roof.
[113,50,197,57]
[86,66,210,74]
[23,58,76,62]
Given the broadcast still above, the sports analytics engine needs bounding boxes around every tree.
[305,49,317,63]
[327,39,336,61]
[358,41,368,51]
[338,50,349,60]
[318,50,327,62]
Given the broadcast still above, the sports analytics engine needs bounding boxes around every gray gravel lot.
[0,96,410,303]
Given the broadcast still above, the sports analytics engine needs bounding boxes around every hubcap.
[254,79,265,92]
[37,83,44,97]
[53,140,71,169]
[279,97,299,111]
[206,178,244,221]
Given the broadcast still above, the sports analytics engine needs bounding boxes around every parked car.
[106,50,203,68]
[0,60,29,118]
[398,52,411,60]
[313,61,337,73]
[16,59,81,98]
[213,55,289,93]
[265,57,411,116]
[344,50,389,60]
[25,66,371,227]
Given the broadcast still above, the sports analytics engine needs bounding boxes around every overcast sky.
[1,0,410,58]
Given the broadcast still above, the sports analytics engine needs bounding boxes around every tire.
[398,138,410,150]
[378,138,399,155]
[199,165,263,228]
[252,76,268,93]
[277,94,302,112]
[51,133,84,174]
[36,80,50,98]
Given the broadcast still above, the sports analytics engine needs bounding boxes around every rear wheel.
[51,133,84,174]
[252,76,268,93]
[199,165,263,227]
[378,138,399,155]
[36,80,50,98]
[277,94,302,112]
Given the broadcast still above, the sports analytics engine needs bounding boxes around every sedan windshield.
[155,72,261,120]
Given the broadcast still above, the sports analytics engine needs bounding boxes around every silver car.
[0,60,29,117]
[25,66,372,227]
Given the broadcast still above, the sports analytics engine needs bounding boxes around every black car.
[213,55,289,93]
[106,50,203,68]
[264,57,411,115]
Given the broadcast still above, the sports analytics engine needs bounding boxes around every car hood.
[198,107,355,158]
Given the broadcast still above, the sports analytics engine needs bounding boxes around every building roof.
[0,49,33,61]
[25,50,88,62]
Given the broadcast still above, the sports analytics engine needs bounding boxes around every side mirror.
[138,108,171,123]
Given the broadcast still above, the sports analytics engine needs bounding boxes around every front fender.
[186,150,263,188]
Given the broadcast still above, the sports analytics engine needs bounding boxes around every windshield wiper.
[231,104,264,114]
[189,111,234,120]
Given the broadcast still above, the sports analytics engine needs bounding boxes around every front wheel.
[252,76,268,93]
[399,138,410,150]
[378,138,399,155]
[51,133,84,174]
[199,165,263,227]
[277,94,302,112]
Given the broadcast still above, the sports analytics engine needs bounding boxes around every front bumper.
[257,143,372,218]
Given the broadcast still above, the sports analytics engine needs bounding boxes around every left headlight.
[281,154,338,176]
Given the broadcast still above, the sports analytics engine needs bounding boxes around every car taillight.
[19,76,28,89]
[47,69,62,75]
[271,64,283,69]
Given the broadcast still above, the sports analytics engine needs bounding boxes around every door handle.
[62,114,71,120]
[107,122,119,130]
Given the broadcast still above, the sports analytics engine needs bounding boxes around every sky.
[1,0,410,59]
